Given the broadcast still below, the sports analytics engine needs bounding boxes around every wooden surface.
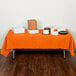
[28,20,37,30]
[0,49,76,76]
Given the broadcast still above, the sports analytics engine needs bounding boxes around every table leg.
[12,50,15,59]
[63,49,66,58]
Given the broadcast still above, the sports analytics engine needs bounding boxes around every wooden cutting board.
[28,19,37,30]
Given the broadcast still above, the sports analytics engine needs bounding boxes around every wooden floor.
[0,49,76,76]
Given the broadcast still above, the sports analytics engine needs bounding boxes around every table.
[1,29,75,58]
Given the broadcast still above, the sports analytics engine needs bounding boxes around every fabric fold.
[69,36,75,56]
[1,37,11,56]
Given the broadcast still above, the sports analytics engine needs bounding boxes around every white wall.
[0,0,76,48]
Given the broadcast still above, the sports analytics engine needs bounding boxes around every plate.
[59,31,68,35]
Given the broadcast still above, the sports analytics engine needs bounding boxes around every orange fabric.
[1,29,75,56]
[1,36,11,56]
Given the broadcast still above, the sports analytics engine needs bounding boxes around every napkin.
[28,30,39,34]
[12,27,25,33]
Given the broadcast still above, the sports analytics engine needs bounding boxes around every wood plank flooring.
[0,49,76,76]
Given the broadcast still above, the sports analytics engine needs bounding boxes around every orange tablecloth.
[1,29,75,56]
